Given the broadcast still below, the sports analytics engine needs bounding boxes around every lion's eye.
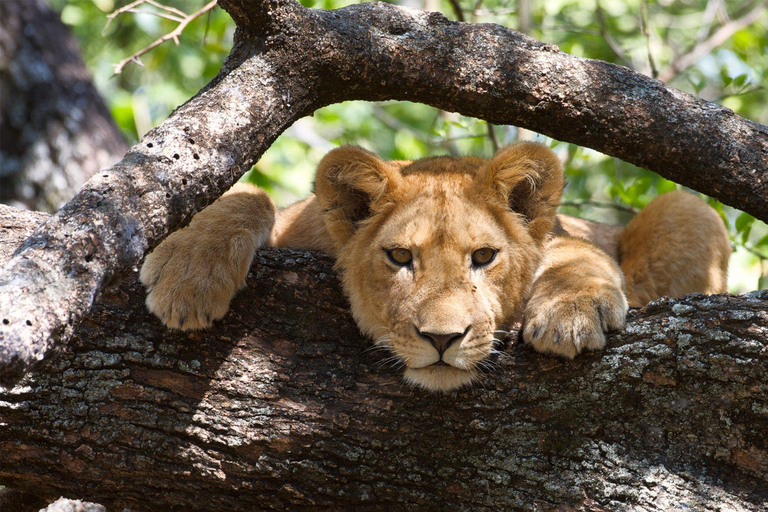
[386,248,413,266]
[471,248,497,267]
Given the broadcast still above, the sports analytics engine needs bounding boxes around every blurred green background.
[49,0,768,292]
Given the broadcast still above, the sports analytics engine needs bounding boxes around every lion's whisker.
[477,359,500,373]
[364,345,392,355]
[375,354,406,369]
[472,374,488,391]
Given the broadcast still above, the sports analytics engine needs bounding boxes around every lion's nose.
[416,326,470,356]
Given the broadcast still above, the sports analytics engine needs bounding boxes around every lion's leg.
[618,190,730,307]
[522,237,628,359]
[140,183,276,330]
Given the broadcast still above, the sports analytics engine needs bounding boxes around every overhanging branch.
[1,0,766,387]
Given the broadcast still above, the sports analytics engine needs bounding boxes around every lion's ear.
[482,142,564,243]
[314,146,401,248]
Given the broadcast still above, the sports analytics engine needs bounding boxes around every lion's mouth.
[378,330,499,391]
[403,365,478,392]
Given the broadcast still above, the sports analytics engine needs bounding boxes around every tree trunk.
[1,0,767,387]
[0,0,127,212]
[1,205,766,511]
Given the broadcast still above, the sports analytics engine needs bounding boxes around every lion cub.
[141,143,730,392]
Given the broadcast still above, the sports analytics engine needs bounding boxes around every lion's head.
[314,142,564,392]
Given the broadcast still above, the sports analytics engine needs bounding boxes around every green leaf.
[720,66,733,86]
[735,212,755,232]
[244,168,272,189]
[755,234,768,249]
[692,77,707,93]
[735,212,755,245]
[656,179,678,195]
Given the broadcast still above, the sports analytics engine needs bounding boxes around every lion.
[140,143,730,392]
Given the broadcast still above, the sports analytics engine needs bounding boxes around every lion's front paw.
[139,227,258,330]
[522,283,627,359]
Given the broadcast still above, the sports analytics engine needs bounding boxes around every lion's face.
[342,184,539,391]
[315,144,563,392]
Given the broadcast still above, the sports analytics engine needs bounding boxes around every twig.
[108,0,218,75]
[121,9,185,23]
[595,0,632,67]
[658,1,768,83]
[640,1,659,79]
[435,111,460,155]
[714,85,765,102]
[446,0,465,22]
[371,105,430,143]
[486,122,499,153]
[517,0,531,35]
[439,134,488,142]
[742,243,768,261]
[560,200,638,215]
[762,260,768,289]
[471,8,516,16]
[203,3,214,44]
[103,0,187,35]
[695,0,725,42]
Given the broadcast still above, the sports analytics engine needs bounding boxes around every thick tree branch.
[1,0,767,388]
[1,206,766,510]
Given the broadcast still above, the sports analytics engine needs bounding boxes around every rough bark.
[0,0,767,386]
[0,0,127,212]
[0,205,766,510]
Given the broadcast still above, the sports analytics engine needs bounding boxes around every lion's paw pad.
[139,228,256,331]
[522,287,627,359]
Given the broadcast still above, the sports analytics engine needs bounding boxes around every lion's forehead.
[378,193,508,249]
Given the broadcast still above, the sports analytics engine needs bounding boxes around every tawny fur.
[140,183,276,330]
[618,190,730,307]
[140,143,730,392]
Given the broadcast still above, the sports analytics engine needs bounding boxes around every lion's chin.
[403,365,478,393]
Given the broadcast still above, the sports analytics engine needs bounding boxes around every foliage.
[52,0,768,291]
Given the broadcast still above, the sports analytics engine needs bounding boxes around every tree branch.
[1,205,766,510]
[1,0,767,390]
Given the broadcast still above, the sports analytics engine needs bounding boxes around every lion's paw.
[522,283,627,359]
[139,226,258,330]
